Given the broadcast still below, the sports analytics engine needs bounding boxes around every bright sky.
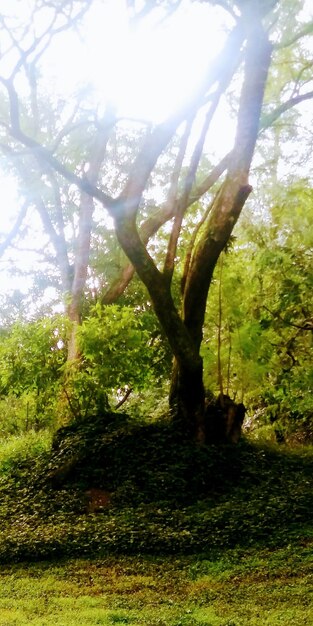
[0,0,234,301]
[45,0,229,122]
[0,0,312,305]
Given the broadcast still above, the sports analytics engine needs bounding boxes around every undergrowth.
[0,413,312,563]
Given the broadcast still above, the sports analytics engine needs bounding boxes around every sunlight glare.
[45,0,229,124]
[89,1,227,122]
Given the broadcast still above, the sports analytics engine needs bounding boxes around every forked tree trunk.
[113,19,272,443]
[173,21,272,441]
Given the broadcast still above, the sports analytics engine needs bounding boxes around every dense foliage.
[0,180,311,440]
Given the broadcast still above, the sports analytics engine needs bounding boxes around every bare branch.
[69,110,115,321]
[163,107,213,283]
[0,200,29,257]
[180,193,217,296]
[263,305,313,331]
[0,140,72,292]
[183,17,272,350]
[115,386,133,409]
[163,32,242,287]
[116,18,245,218]
[1,77,117,211]
[162,118,194,282]
[102,151,230,303]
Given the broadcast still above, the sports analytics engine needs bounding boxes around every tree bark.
[170,18,272,440]
[67,109,116,361]
[183,20,272,350]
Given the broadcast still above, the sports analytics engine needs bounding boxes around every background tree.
[0,0,312,442]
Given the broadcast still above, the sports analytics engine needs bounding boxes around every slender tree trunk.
[66,108,116,361]
[217,255,224,398]
[67,191,94,361]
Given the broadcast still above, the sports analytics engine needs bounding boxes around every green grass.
[0,430,51,470]
[0,545,312,625]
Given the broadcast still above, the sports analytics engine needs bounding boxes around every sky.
[0,0,234,301]
[43,0,229,122]
[0,0,312,305]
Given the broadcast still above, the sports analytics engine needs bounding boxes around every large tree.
[0,0,312,441]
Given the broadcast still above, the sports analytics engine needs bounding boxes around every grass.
[0,544,312,625]
[0,430,51,469]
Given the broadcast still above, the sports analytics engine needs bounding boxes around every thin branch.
[165,118,194,216]
[275,20,313,49]
[163,107,213,283]
[162,117,194,281]
[162,17,243,286]
[115,387,133,409]
[0,141,72,292]
[1,76,117,211]
[163,93,231,284]
[263,306,313,331]
[0,200,29,256]
[261,91,313,129]
[1,1,91,80]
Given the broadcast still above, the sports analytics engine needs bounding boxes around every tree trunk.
[66,108,116,361]
[169,357,206,443]
[171,19,272,441]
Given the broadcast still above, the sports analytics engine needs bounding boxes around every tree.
[0,0,312,442]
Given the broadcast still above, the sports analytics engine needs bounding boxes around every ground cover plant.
[0,421,312,561]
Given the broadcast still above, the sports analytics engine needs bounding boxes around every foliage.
[79,303,170,391]
[61,303,171,421]
[0,304,171,432]
[0,317,67,434]
[202,181,313,440]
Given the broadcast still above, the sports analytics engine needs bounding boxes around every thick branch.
[68,107,116,325]
[114,214,201,372]
[116,19,245,218]
[183,19,272,349]
[102,151,231,303]
[163,38,240,286]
